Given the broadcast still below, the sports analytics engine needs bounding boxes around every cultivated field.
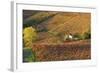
[23,10,91,62]
[32,40,91,61]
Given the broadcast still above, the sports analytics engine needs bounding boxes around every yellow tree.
[23,26,37,49]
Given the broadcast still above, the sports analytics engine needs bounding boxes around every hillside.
[23,11,58,27]
[39,12,90,34]
[23,10,91,43]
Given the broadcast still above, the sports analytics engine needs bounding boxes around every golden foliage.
[23,26,37,49]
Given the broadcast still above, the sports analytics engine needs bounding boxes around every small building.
[64,34,73,41]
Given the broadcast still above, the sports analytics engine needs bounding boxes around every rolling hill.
[23,10,91,43]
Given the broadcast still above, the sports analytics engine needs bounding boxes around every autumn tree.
[23,26,37,49]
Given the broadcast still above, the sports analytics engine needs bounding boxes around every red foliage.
[32,40,91,61]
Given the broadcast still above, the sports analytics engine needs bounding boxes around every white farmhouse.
[64,34,73,41]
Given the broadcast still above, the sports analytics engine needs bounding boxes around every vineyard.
[32,40,91,61]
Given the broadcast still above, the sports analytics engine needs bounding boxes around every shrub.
[73,30,91,40]
[83,31,91,39]
[73,34,83,40]
[23,48,36,62]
